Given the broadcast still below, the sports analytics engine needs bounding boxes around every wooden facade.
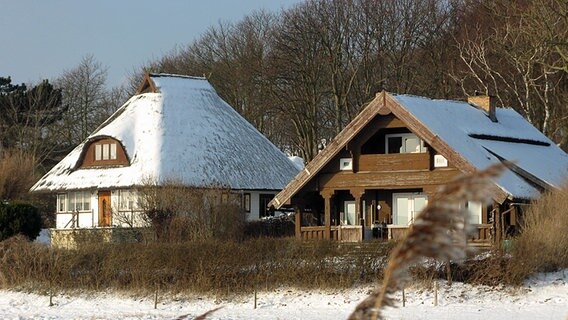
[272,92,527,244]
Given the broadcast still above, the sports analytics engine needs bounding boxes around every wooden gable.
[270,91,509,208]
[135,73,158,95]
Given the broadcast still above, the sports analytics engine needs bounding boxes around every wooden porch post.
[320,190,334,240]
[294,206,302,240]
[494,202,502,244]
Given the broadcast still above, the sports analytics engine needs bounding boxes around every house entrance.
[98,191,111,227]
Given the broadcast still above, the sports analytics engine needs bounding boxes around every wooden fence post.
[434,281,438,306]
[446,260,452,286]
[154,288,158,309]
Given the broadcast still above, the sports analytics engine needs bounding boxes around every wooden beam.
[294,206,302,240]
[319,169,460,190]
[320,190,334,240]
[350,188,365,241]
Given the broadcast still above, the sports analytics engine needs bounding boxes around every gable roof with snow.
[31,73,299,192]
[271,91,568,208]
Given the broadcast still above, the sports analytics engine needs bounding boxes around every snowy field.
[1,270,566,320]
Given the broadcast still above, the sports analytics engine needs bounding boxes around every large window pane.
[119,190,138,210]
[343,201,356,225]
[414,196,428,216]
[110,143,117,160]
[69,192,77,211]
[95,145,102,160]
[57,194,66,212]
[394,196,409,225]
[83,191,90,211]
[102,144,110,160]
[394,193,428,225]
[386,133,425,154]
[75,193,83,211]
[387,137,403,153]
[468,201,483,224]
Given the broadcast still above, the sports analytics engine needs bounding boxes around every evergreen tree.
[0,76,67,168]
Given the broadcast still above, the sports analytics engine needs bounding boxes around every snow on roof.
[288,156,305,170]
[392,94,568,199]
[31,74,300,192]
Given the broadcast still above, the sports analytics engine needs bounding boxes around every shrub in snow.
[138,181,246,242]
[0,202,42,241]
[244,215,294,238]
[0,149,37,201]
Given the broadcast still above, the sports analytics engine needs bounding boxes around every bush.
[506,186,568,283]
[244,215,295,238]
[138,181,247,242]
[0,202,42,241]
[0,150,37,201]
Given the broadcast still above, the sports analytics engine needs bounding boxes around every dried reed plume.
[348,163,505,320]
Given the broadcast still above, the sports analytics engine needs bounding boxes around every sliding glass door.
[393,193,428,225]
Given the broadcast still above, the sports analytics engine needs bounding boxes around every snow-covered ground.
[1,270,566,320]
[34,229,50,246]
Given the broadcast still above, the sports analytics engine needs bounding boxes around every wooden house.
[30,74,299,245]
[270,92,568,244]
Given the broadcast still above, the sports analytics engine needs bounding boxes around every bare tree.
[451,0,567,146]
[55,55,110,146]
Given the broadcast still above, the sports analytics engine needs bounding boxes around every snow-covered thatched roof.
[31,73,299,192]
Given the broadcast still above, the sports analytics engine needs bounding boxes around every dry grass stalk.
[348,164,505,320]
[174,306,223,320]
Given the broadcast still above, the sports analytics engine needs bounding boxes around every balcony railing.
[358,153,430,172]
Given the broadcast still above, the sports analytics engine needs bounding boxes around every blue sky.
[0,0,303,88]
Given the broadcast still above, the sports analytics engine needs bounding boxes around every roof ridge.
[149,73,207,80]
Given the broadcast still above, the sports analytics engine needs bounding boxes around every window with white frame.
[57,194,67,213]
[385,133,426,154]
[466,201,483,224]
[95,143,118,161]
[393,193,428,225]
[57,191,91,212]
[119,190,139,211]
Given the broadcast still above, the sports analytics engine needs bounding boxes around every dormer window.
[385,133,426,154]
[95,143,117,161]
[80,137,129,168]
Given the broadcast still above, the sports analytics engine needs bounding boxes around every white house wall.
[55,190,97,229]
[55,189,278,229]
[55,189,149,229]
[245,191,278,221]
[91,191,99,227]
[248,192,261,221]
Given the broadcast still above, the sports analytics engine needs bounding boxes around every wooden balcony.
[358,153,430,172]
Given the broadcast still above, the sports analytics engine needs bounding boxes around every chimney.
[468,95,497,122]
